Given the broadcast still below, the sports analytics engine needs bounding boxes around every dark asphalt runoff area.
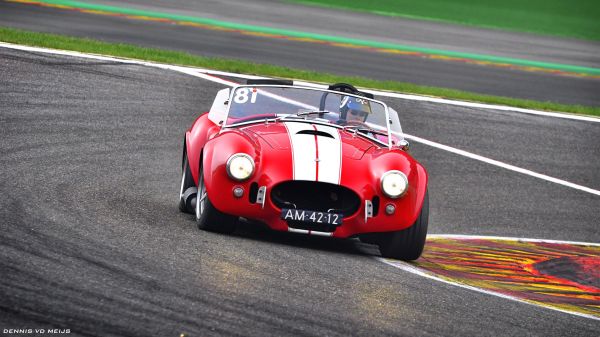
[1,47,599,336]
[0,0,599,106]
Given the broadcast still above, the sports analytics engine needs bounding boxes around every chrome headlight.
[381,170,408,198]
[226,153,255,181]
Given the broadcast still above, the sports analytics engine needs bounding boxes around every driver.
[338,96,372,125]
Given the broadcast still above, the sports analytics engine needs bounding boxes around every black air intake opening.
[249,182,259,203]
[295,130,334,138]
[271,181,360,218]
[372,196,380,217]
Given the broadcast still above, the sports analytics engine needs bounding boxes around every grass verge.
[1,26,598,117]
[287,0,600,41]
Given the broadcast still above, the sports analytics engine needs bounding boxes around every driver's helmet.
[339,96,372,121]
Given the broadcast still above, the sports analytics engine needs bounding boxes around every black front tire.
[195,163,238,234]
[377,191,429,261]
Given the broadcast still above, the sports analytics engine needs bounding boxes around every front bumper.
[206,176,421,238]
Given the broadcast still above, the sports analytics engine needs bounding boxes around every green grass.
[1,26,599,117]
[12,1,600,75]
[287,0,600,41]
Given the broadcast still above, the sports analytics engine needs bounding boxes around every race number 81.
[234,88,258,104]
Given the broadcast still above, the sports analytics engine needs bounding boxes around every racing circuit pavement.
[1,47,599,336]
[1,0,599,106]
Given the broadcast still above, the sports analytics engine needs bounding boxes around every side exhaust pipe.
[182,187,197,213]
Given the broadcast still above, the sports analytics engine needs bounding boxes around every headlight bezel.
[380,170,409,199]
[226,153,255,181]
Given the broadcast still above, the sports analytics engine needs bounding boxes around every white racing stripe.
[313,124,342,184]
[284,122,342,184]
[285,122,317,181]
[3,43,598,195]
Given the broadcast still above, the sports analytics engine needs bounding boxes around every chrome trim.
[380,170,409,199]
[256,186,267,209]
[283,201,297,209]
[287,227,333,237]
[179,166,186,199]
[310,231,334,237]
[225,153,255,181]
[399,139,410,151]
[233,187,244,198]
[365,200,373,223]
[288,227,309,235]
[385,203,396,215]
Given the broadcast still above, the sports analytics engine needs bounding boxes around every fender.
[364,147,428,229]
[185,112,221,185]
[201,129,261,209]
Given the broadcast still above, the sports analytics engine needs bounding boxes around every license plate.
[281,208,343,225]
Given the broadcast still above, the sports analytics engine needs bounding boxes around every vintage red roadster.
[179,81,428,260]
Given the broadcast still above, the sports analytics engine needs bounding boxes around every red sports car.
[179,81,429,260]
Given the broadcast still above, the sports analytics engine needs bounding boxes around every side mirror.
[399,139,410,151]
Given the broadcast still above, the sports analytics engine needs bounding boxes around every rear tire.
[195,163,238,234]
[377,191,429,261]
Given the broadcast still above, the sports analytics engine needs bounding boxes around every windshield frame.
[222,84,394,148]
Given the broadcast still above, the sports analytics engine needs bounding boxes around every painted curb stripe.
[379,235,600,320]
[426,234,600,247]
[8,0,600,77]
[377,258,600,321]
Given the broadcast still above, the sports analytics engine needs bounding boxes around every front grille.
[271,181,361,218]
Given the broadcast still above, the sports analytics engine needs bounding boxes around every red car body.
[179,82,429,260]
[186,114,427,237]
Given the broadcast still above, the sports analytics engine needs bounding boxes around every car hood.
[240,121,375,160]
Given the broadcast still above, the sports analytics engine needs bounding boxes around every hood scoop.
[295,129,334,139]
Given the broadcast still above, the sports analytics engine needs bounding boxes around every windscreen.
[225,85,399,146]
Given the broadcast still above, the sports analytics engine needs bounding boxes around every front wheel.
[195,163,238,234]
[377,191,429,261]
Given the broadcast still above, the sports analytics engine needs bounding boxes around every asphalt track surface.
[2,47,600,336]
[1,0,599,106]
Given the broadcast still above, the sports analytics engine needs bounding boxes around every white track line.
[378,234,600,321]
[1,42,598,123]
[3,42,599,196]
[404,134,600,196]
